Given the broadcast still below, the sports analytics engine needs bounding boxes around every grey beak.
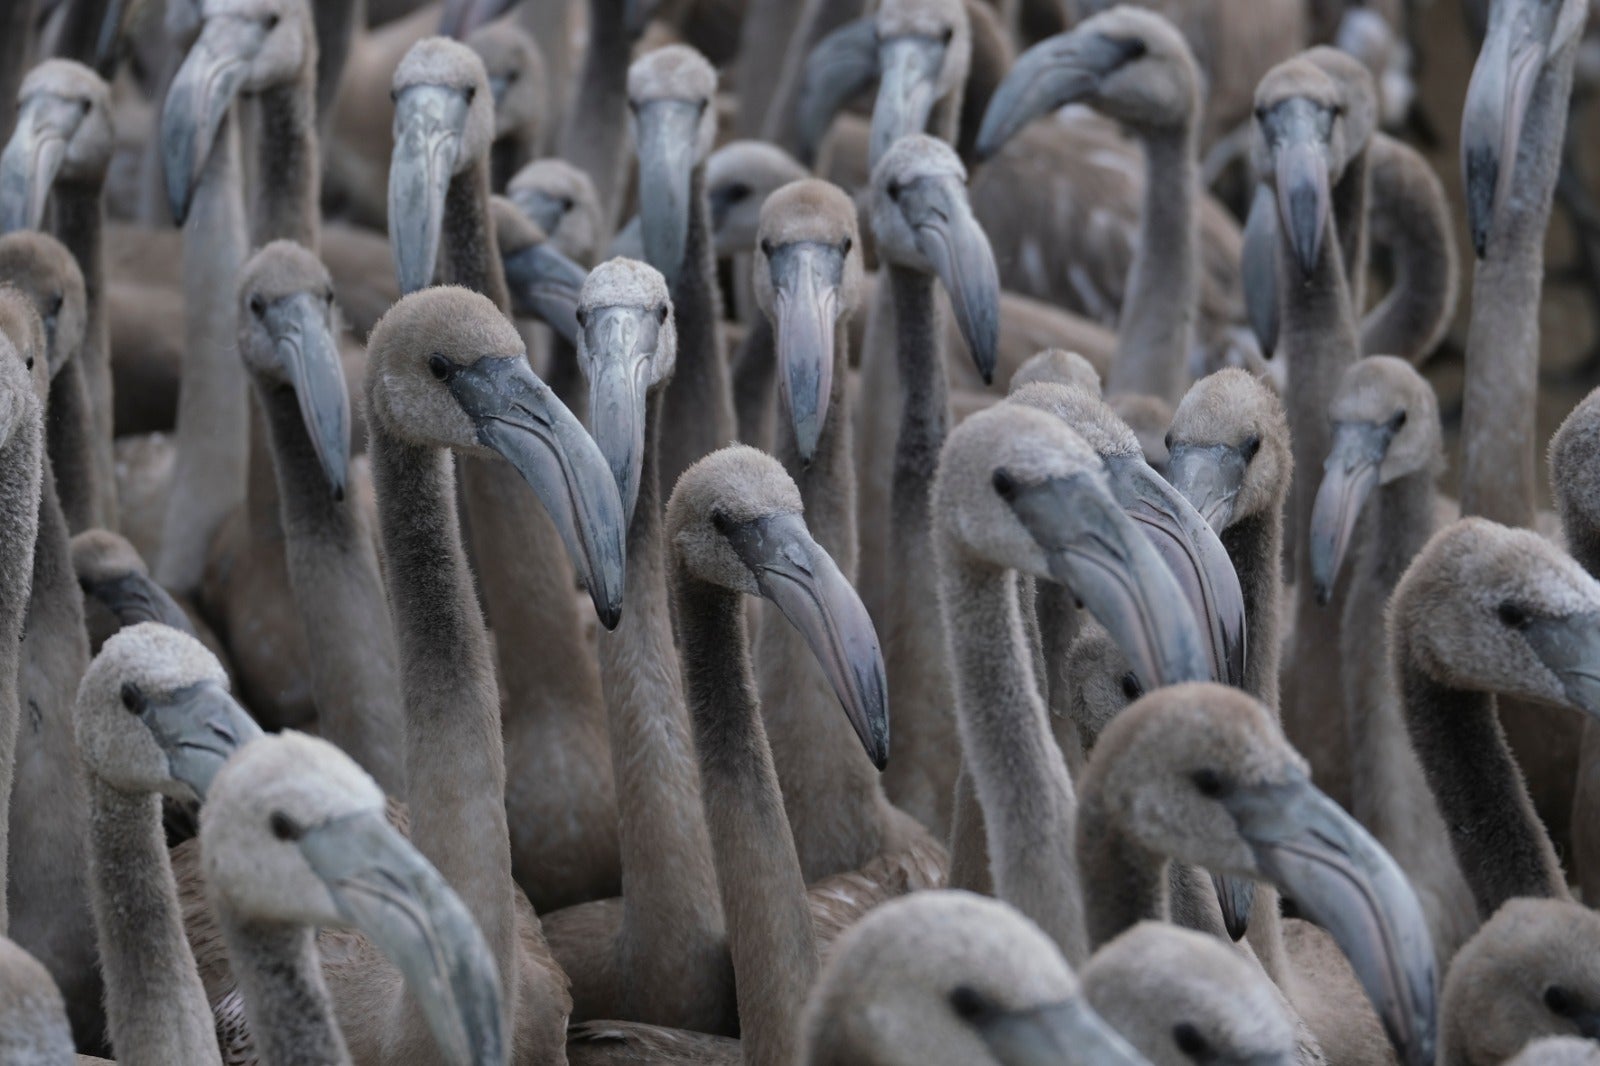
[795,15,879,166]
[80,572,195,636]
[870,34,948,168]
[1241,184,1281,358]
[298,810,508,1066]
[973,995,1152,1066]
[507,187,567,241]
[1310,418,1400,605]
[389,84,472,295]
[1523,611,1600,715]
[161,16,265,225]
[1224,773,1438,1066]
[635,99,702,288]
[898,174,1000,384]
[722,512,890,769]
[1009,473,1211,690]
[1262,99,1334,280]
[444,355,627,629]
[261,292,352,502]
[438,0,515,38]
[138,679,263,800]
[0,94,79,232]
[503,241,587,346]
[975,30,1138,161]
[1461,7,1546,258]
[581,304,666,526]
[1105,454,1246,688]
[1166,443,1250,535]
[1211,872,1256,943]
[768,240,847,463]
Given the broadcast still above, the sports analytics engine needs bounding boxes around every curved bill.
[1166,443,1249,535]
[768,240,847,463]
[795,16,879,166]
[445,355,627,629]
[869,34,948,168]
[298,809,508,1066]
[139,679,263,800]
[503,241,587,346]
[582,304,667,526]
[635,100,703,288]
[975,30,1138,161]
[81,571,197,635]
[1008,472,1211,690]
[0,94,78,232]
[1310,418,1399,605]
[1523,610,1600,715]
[974,995,1152,1066]
[1461,5,1546,259]
[900,174,1000,384]
[1224,772,1438,1066]
[1241,184,1280,358]
[722,511,890,769]
[389,85,472,295]
[1260,98,1333,280]
[262,292,352,501]
[161,15,266,225]
[1105,454,1246,688]
[438,0,516,38]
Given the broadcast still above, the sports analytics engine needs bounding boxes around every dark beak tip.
[600,604,622,632]
[1314,583,1332,606]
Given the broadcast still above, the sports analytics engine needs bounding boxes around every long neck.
[673,568,818,1066]
[1361,137,1455,360]
[1074,771,1166,950]
[730,315,776,453]
[759,0,863,151]
[440,158,509,312]
[0,408,42,931]
[246,393,283,537]
[313,0,360,125]
[257,382,405,796]
[560,0,632,223]
[217,908,350,1066]
[370,425,519,1021]
[889,265,948,543]
[657,165,733,497]
[761,317,885,880]
[939,545,1087,964]
[1334,150,1371,313]
[158,110,251,594]
[87,780,220,1063]
[1397,639,1568,917]
[51,179,113,529]
[1107,121,1196,406]
[1460,48,1574,528]
[1225,507,1283,711]
[254,75,320,250]
[600,389,726,1008]
[44,360,96,534]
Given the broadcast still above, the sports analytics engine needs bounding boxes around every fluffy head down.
[1068,5,1201,131]
[16,59,114,180]
[196,0,316,93]
[869,134,968,271]
[70,529,149,584]
[753,179,865,318]
[0,230,86,381]
[666,444,803,596]
[579,257,678,388]
[627,45,719,165]
[876,0,972,107]
[507,159,603,262]
[1329,355,1443,485]
[0,937,74,1062]
[1550,387,1600,542]
[393,37,497,171]
[466,20,547,140]
[1010,349,1102,395]
[1168,368,1291,524]
[0,284,50,408]
[707,141,810,253]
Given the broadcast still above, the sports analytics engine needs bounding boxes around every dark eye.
[1242,434,1262,461]
[120,682,144,714]
[887,180,902,202]
[575,307,587,328]
[23,357,32,371]
[1498,602,1531,630]
[940,26,954,45]
[1121,38,1148,62]
[1173,1022,1211,1060]
[840,236,853,256]
[1388,409,1408,432]
[324,289,335,307]
[1546,985,1575,1016]
[725,182,751,203]
[464,85,476,104]
[656,304,669,324]
[1191,768,1226,798]
[710,509,735,534]
[697,97,709,116]
[992,468,1016,500]
[268,811,303,842]
[428,353,452,380]
[557,196,574,213]
[1163,431,1174,451]
[48,292,63,316]
[249,295,266,318]
[948,985,990,1022]
[504,68,519,84]
[760,238,775,258]
[390,87,399,103]
[263,13,279,29]
[1120,672,1142,702]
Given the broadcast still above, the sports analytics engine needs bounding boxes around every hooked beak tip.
[1315,583,1332,606]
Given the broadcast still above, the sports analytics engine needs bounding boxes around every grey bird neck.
[600,386,729,1024]
[1397,639,1569,917]
[672,563,820,1066]
[561,0,633,224]
[731,316,776,454]
[0,395,42,931]
[87,779,222,1064]
[49,179,114,529]
[46,358,98,534]
[657,165,735,499]
[253,75,321,252]
[217,909,351,1066]
[256,381,405,796]
[1075,773,1171,951]
[1225,507,1284,711]
[441,157,511,311]
[1361,135,1456,361]
[1459,40,1577,529]
[938,545,1089,965]
[1108,120,1198,406]
[369,425,520,1018]
[759,0,865,151]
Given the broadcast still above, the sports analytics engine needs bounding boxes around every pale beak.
[444,355,627,629]
[389,84,472,295]
[1241,183,1281,358]
[973,995,1153,1066]
[0,93,82,232]
[258,291,352,501]
[1260,98,1334,280]
[870,34,948,167]
[581,304,666,527]
[138,679,263,800]
[298,810,508,1066]
[767,239,847,463]
[634,99,702,288]
[723,511,890,769]
[503,240,586,346]
[975,30,1140,161]
[896,173,1000,384]
[1166,443,1250,535]
[1461,1,1547,258]
[1523,610,1600,715]
[1310,418,1401,605]
[161,14,266,224]
[794,16,879,166]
